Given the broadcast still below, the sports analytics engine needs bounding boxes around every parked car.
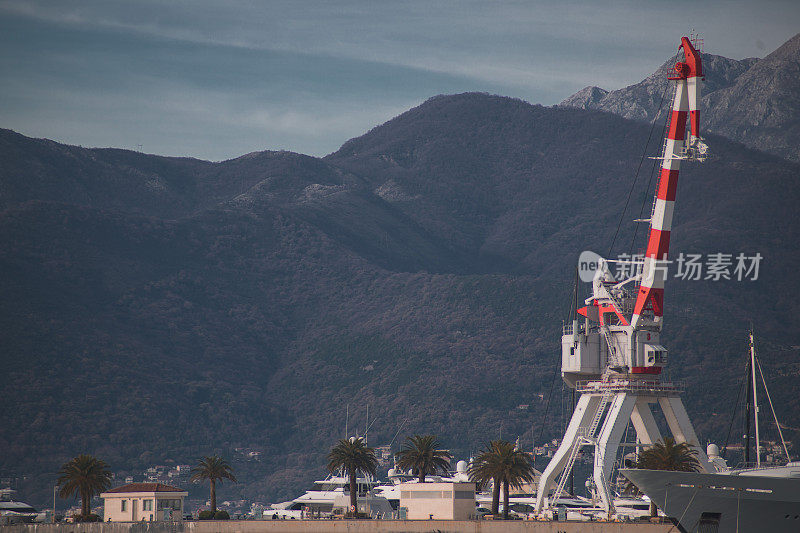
[475,507,492,519]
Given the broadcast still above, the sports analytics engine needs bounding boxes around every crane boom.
[631,37,705,329]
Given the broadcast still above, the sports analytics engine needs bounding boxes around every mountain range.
[561,33,800,162]
[2,35,800,507]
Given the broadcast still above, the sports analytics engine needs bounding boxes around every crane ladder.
[600,326,621,367]
[549,389,615,506]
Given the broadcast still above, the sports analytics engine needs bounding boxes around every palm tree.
[469,440,535,519]
[327,437,378,516]
[633,437,701,516]
[190,455,237,513]
[635,437,702,472]
[395,435,452,483]
[57,454,112,520]
[468,442,501,517]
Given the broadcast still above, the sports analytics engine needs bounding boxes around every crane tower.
[534,36,713,515]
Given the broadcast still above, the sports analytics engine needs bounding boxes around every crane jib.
[631,37,703,329]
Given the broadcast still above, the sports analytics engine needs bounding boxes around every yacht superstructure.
[0,489,45,524]
[266,475,392,518]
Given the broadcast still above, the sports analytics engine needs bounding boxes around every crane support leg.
[630,400,662,445]
[536,384,707,515]
[534,394,601,512]
[658,396,713,472]
[593,393,637,513]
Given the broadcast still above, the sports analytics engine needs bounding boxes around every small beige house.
[100,483,187,522]
[399,482,476,520]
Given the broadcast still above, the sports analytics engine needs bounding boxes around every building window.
[121,500,127,512]
[406,490,445,498]
[158,499,181,510]
[143,500,153,511]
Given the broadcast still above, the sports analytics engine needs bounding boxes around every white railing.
[575,379,685,394]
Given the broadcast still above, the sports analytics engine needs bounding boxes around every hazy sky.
[1,1,798,161]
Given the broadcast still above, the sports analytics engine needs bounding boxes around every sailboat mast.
[750,330,761,467]
[745,353,752,464]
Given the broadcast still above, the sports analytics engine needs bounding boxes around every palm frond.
[394,435,452,481]
[468,440,535,489]
[190,455,238,483]
[327,438,378,478]
[634,437,701,472]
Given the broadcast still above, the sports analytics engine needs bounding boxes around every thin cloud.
[2,0,799,159]
[5,0,797,89]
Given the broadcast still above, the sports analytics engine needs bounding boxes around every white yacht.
[373,459,472,509]
[621,464,800,531]
[266,475,392,518]
[621,331,800,532]
[394,460,651,521]
[0,489,47,524]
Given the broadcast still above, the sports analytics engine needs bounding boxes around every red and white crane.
[632,36,707,331]
[535,37,713,516]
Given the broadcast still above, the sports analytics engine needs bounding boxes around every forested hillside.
[2,89,799,507]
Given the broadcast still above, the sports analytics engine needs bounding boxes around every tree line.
[55,454,235,522]
[58,434,698,521]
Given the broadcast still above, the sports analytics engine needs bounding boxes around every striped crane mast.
[631,37,706,330]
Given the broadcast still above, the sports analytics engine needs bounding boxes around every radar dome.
[707,443,720,457]
[387,468,396,477]
[456,460,468,473]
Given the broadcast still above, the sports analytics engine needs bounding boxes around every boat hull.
[620,468,800,533]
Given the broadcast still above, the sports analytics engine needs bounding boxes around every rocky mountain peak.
[559,34,800,162]
[559,86,609,109]
[702,32,800,160]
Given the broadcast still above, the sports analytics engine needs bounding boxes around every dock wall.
[1,520,673,533]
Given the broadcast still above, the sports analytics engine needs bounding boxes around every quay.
[1,521,673,533]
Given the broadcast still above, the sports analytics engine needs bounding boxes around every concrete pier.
[1,520,673,533]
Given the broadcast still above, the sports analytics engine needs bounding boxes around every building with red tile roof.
[101,483,187,522]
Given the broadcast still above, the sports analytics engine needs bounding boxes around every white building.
[399,482,475,520]
[100,483,187,522]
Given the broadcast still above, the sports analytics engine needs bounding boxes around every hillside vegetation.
[1,86,799,506]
